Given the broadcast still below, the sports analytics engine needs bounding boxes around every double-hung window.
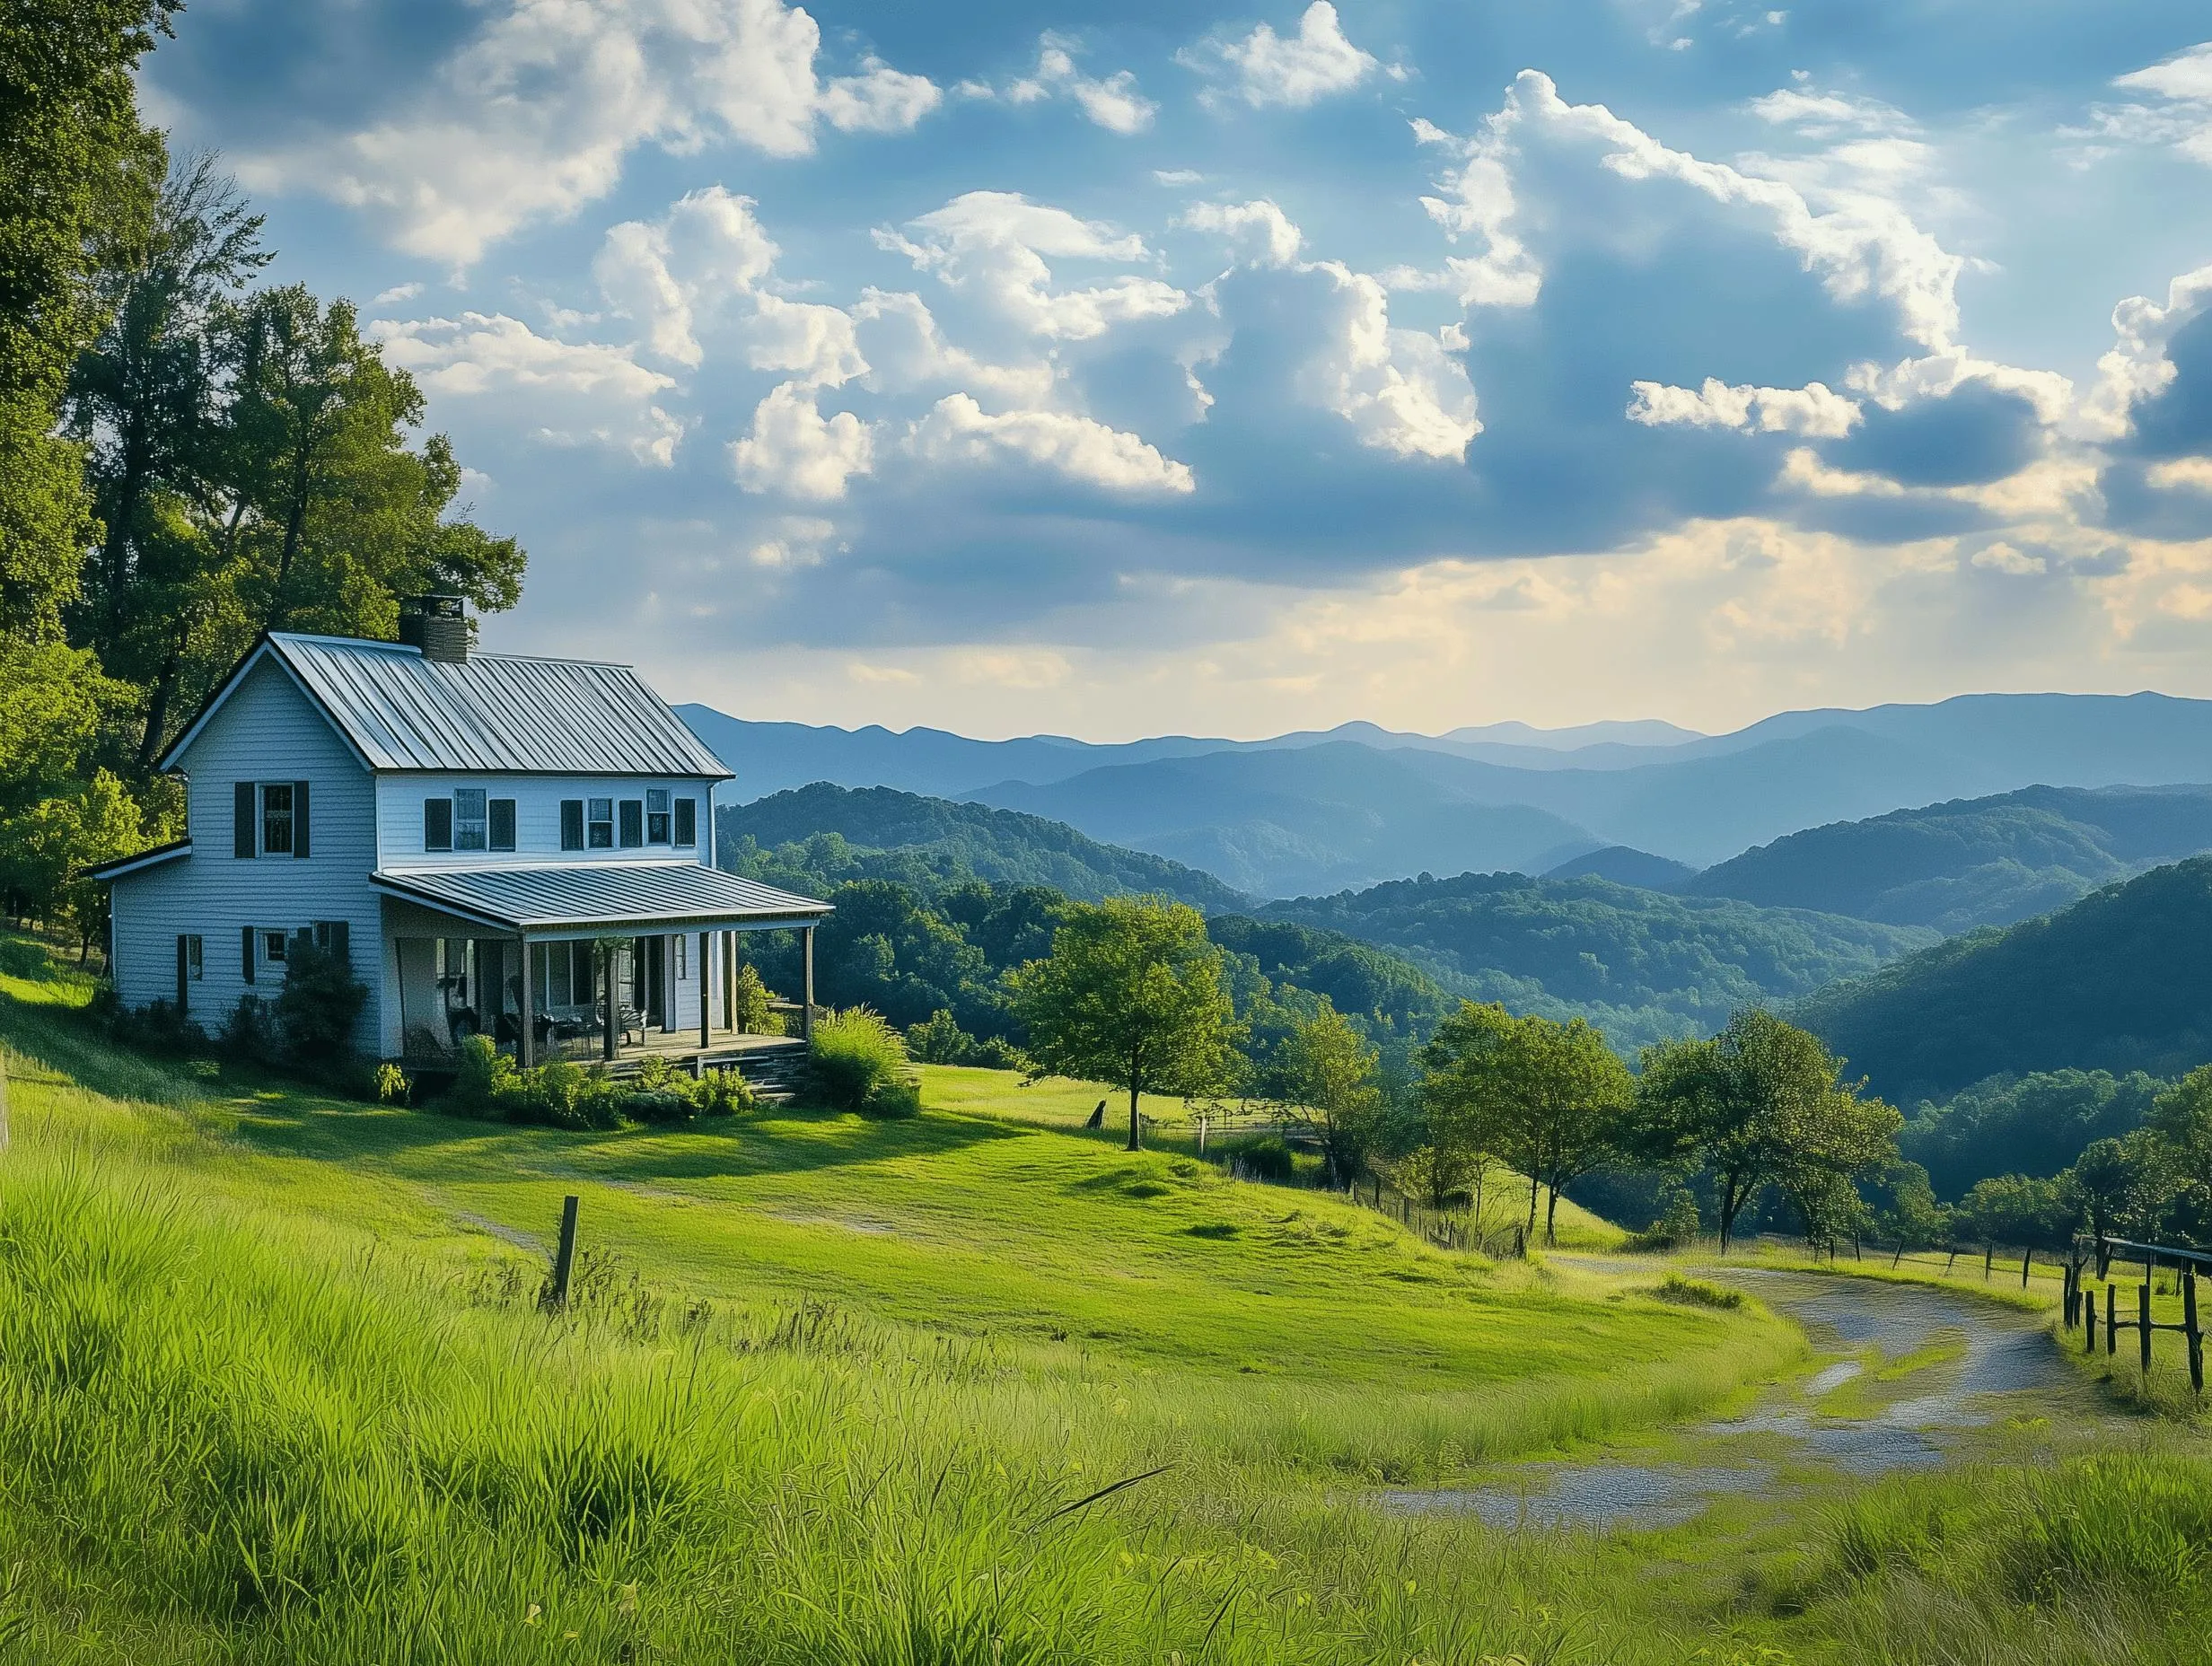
[646,788,672,845]
[619,799,644,848]
[426,789,515,853]
[261,784,294,855]
[453,788,487,851]
[588,798,614,848]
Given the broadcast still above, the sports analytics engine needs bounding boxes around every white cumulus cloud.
[911,393,1195,495]
[1185,3,1378,110]
[246,0,940,265]
[371,311,683,463]
[1628,377,1862,438]
[972,34,1157,134]
[876,191,1189,340]
[1177,198,1305,267]
[729,381,874,500]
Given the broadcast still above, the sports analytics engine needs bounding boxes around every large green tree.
[1418,1001,1633,1245]
[1636,1009,1900,1251]
[62,153,267,762]
[0,0,172,642]
[1010,897,1242,1152]
[1273,998,1387,1187]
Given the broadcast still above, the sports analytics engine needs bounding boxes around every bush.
[620,1088,696,1126]
[373,1063,410,1106]
[729,962,785,1035]
[1626,1187,1703,1252]
[1221,1135,1296,1183]
[698,1067,756,1117]
[107,995,206,1057]
[973,1035,1030,1071]
[810,1007,910,1112]
[217,995,280,1065]
[446,1034,519,1118]
[274,932,368,1074]
[516,1059,623,1131]
[906,1008,974,1064]
[862,1075,922,1119]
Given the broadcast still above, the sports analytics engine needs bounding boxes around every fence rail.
[2066,1233,2208,1395]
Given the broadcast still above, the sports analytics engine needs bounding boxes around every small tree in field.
[1010,897,1242,1152]
[1275,999,1386,1186]
[1417,1001,1633,1244]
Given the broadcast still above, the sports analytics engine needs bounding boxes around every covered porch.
[372,864,832,1074]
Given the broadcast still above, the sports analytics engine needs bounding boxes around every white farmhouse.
[92,595,830,1073]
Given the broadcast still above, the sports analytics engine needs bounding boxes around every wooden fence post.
[2186,1270,2204,1396]
[2021,1244,2033,1289]
[1984,1242,1994,1281]
[549,1194,580,1309]
[2086,1283,2098,1351]
[2140,1280,2154,1375]
[2107,1284,2118,1356]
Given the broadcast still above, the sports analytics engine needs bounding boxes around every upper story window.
[674,797,697,847]
[453,788,487,850]
[425,789,515,853]
[588,798,613,847]
[235,780,310,859]
[646,788,672,845]
[260,784,294,855]
[619,799,644,847]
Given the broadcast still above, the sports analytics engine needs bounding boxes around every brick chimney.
[398,593,469,664]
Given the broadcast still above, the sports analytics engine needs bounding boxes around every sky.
[140,0,2212,740]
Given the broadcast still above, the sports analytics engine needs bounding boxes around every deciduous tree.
[1275,998,1386,1186]
[1011,897,1242,1152]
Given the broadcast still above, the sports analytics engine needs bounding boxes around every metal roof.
[165,634,733,777]
[373,863,830,933]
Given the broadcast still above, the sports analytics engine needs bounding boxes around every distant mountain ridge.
[1690,784,2212,933]
[1255,871,1936,1055]
[715,784,1246,911]
[1793,857,2212,1101]
[682,691,2212,894]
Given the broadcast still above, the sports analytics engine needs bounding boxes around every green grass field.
[4,933,2210,1663]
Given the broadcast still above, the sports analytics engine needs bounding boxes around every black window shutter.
[330,919,350,967]
[234,782,256,857]
[293,779,311,858]
[674,798,697,847]
[425,797,452,850]
[560,800,584,850]
[241,926,256,985]
[489,798,515,851]
[176,935,189,1014]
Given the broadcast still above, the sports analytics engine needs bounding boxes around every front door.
[634,935,664,1029]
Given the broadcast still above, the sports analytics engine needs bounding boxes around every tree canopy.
[1010,898,1243,1151]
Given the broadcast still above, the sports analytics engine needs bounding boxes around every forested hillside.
[1257,872,1933,1055]
[1690,785,2212,932]
[715,836,1454,1074]
[715,784,1247,910]
[1793,857,2212,1101]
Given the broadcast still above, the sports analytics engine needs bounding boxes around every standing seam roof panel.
[268,634,733,776]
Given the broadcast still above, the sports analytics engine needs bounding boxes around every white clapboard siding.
[110,657,383,1051]
[373,776,715,872]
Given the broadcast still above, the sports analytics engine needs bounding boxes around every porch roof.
[373,862,831,934]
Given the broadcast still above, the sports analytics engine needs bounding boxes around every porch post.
[801,925,815,1043]
[721,931,736,1031]
[698,930,712,1050]
[601,943,616,1062]
[517,935,535,1069]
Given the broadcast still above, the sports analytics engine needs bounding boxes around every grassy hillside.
[716,783,1248,910]
[1260,872,1936,1055]
[1793,857,2212,1102]
[11,939,2212,1662]
[1690,784,2212,933]
[0,939,1819,1662]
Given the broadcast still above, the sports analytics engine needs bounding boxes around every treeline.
[719,836,1453,1086]
[0,4,522,949]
